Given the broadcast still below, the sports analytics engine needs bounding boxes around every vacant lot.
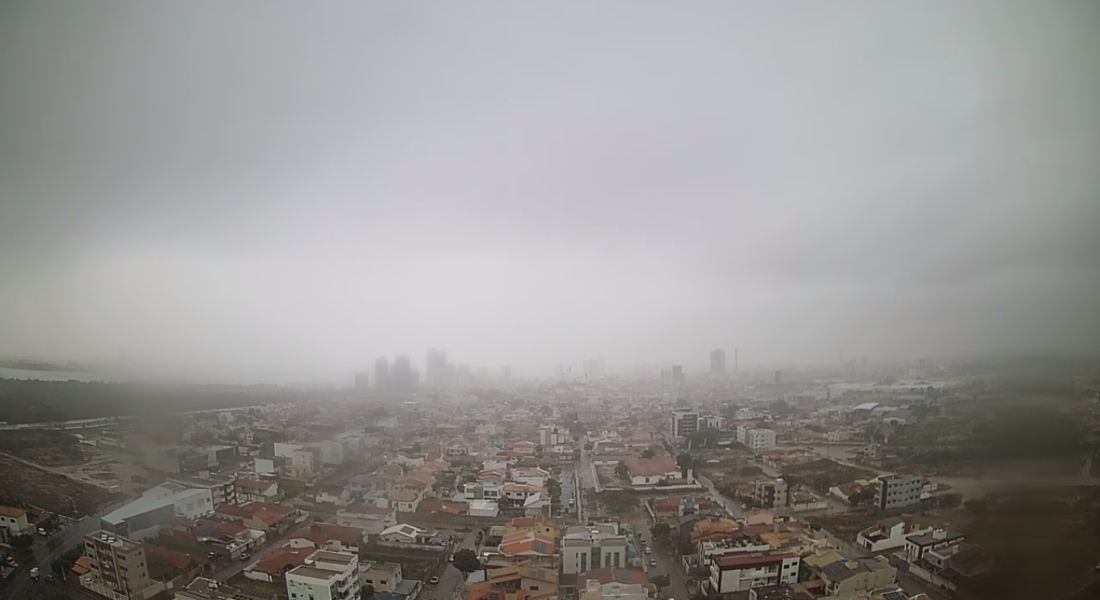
[0,454,124,517]
[0,430,86,466]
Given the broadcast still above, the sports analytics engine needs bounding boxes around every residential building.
[876,475,923,511]
[321,440,345,466]
[539,425,562,447]
[336,505,397,535]
[752,478,789,509]
[710,349,726,375]
[235,479,281,504]
[817,556,896,596]
[375,357,392,395]
[708,552,799,594]
[737,427,777,453]
[285,550,360,600]
[904,529,966,564]
[166,475,237,508]
[80,531,153,600]
[0,506,31,543]
[561,524,629,575]
[359,561,402,592]
[856,516,933,552]
[245,547,313,583]
[467,564,559,600]
[287,523,367,555]
[708,550,796,590]
[671,408,699,441]
[700,415,723,430]
[580,568,650,600]
[623,457,682,485]
[387,490,421,513]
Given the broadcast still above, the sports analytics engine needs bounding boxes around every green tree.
[651,574,671,594]
[451,549,482,579]
[676,453,694,479]
[641,448,656,459]
[595,491,638,516]
[615,461,630,480]
[9,534,33,551]
[673,533,696,555]
[651,522,671,539]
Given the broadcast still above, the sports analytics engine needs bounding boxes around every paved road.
[4,498,129,600]
[627,515,689,600]
[425,531,479,600]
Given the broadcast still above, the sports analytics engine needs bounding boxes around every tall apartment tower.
[710,349,726,374]
[374,357,391,395]
[393,355,414,394]
[426,348,447,389]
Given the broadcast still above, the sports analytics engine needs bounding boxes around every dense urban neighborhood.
[2,356,1100,600]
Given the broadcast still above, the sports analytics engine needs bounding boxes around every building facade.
[876,475,922,511]
[285,550,360,600]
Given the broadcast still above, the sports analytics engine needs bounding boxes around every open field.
[0,454,125,517]
[0,430,85,466]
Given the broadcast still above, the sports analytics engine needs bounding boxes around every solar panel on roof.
[822,562,845,577]
[881,592,907,600]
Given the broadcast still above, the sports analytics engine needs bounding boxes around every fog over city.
[2,1,1098,381]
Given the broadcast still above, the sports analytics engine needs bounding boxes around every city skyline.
[1,1,1097,381]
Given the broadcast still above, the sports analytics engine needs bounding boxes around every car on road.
[645,547,652,554]
[206,552,218,559]
[44,574,55,583]
[429,577,440,584]
[37,528,48,536]
[649,560,657,567]
[30,567,40,580]
[239,553,251,561]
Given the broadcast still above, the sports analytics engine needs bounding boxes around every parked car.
[30,567,40,580]
[429,577,440,584]
[649,560,657,567]
[44,574,55,583]
[645,547,652,554]
[37,528,48,537]
[206,552,218,559]
[239,553,251,561]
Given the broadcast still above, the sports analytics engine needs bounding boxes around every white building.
[100,483,214,540]
[321,440,345,466]
[708,552,799,594]
[876,475,923,511]
[539,425,562,446]
[561,524,629,575]
[670,409,700,441]
[736,428,776,453]
[286,550,360,600]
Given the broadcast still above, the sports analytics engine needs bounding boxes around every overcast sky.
[1,1,1098,382]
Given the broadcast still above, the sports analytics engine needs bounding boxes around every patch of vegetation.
[594,490,638,515]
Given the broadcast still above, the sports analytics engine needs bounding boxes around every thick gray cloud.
[1,1,1098,381]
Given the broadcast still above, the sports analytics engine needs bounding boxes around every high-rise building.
[393,355,413,394]
[710,349,726,374]
[583,359,605,379]
[426,348,447,389]
[670,408,699,441]
[354,372,370,393]
[876,475,923,511]
[81,531,152,600]
[501,365,512,385]
[286,550,360,600]
[374,358,391,395]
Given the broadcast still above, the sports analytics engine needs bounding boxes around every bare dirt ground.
[0,453,125,517]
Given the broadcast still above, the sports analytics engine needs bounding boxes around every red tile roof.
[252,547,311,577]
[580,567,649,586]
[714,552,794,569]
